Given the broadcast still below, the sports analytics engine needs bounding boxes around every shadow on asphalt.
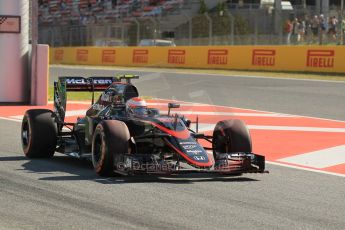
[1,155,259,184]
[0,156,28,161]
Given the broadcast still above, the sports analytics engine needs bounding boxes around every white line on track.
[190,124,215,132]
[9,116,24,120]
[195,123,345,133]
[152,98,345,123]
[161,110,295,117]
[0,117,22,122]
[10,110,88,120]
[65,110,88,116]
[48,101,92,105]
[147,102,208,107]
[248,125,345,133]
[267,161,345,178]
[277,145,345,168]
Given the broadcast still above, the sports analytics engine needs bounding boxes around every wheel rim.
[213,131,230,157]
[93,133,103,165]
[21,119,31,149]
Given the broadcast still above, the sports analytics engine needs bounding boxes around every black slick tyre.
[212,119,252,159]
[92,120,130,176]
[21,109,57,158]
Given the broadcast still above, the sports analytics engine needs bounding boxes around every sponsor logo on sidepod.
[179,142,195,145]
[182,145,197,150]
[187,150,203,154]
[194,156,205,161]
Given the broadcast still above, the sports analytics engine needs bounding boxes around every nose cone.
[178,138,212,168]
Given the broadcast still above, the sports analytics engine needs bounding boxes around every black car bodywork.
[21,75,266,176]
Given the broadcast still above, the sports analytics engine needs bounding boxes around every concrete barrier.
[34,44,49,105]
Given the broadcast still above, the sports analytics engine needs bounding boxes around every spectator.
[112,0,117,8]
[327,16,338,42]
[59,0,67,11]
[297,17,306,43]
[319,14,327,35]
[311,15,319,43]
[80,15,88,26]
[304,15,312,44]
[284,19,293,45]
[292,18,300,44]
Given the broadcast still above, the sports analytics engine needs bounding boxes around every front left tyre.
[212,119,252,159]
[21,109,58,158]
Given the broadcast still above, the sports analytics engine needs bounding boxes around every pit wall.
[50,46,345,73]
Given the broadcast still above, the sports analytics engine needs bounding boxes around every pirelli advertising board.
[50,46,345,73]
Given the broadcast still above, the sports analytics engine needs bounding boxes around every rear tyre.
[21,109,57,158]
[212,119,252,159]
[92,120,130,176]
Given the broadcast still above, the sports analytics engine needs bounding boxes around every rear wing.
[58,76,115,91]
[53,75,140,124]
[54,76,116,124]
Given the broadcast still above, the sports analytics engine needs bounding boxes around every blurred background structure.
[37,0,345,46]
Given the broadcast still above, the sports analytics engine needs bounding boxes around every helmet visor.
[132,107,148,116]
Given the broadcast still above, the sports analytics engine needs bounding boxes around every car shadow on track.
[2,155,260,184]
[0,156,28,161]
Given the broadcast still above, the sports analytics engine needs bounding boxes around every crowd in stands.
[38,0,185,25]
[284,14,345,44]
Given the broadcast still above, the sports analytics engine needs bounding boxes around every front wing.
[114,152,267,175]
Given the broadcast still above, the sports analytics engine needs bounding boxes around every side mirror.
[168,103,180,116]
[168,103,180,109]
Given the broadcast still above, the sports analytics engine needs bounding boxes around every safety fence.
[40,4,345,47]
[50,46,345,73]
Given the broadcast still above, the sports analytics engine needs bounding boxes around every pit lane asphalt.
[0,66,344,230]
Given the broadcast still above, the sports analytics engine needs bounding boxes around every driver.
[126,97,148,117]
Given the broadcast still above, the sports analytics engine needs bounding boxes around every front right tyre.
[92,120,130,176]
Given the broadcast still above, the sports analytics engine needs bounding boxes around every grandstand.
[39,0,190,25]
[38,0,345,46]
[38,0,226,46]
[38,0,229,27]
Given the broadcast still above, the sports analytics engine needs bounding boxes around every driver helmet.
[126,97,148,116]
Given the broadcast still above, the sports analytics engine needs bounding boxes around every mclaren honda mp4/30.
[21,75,267,176]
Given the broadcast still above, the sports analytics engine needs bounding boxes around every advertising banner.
[50,46,345,73]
